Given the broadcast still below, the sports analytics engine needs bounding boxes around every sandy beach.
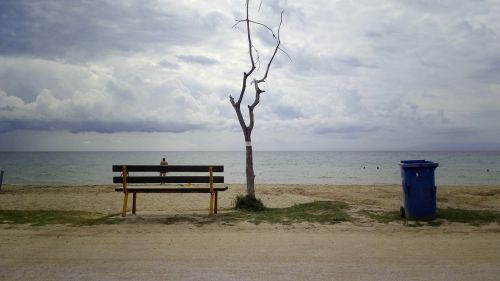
[1,184,499,280]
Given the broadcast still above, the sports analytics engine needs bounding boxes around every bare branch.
[252,44,261,71]
[235,7,285,133]
[236,72,248,105]
[229,95,236,107]
[230,94,249,131]
[234,0,258,106]
[246,0,256,70]
[278,46,292,62]
[248,106,255,132]
[233,19,276,39]
[255,11,284,83]
[250,79,263,109]
[248,83,265,132]
[234,18,290,63]
[248,80,260,131]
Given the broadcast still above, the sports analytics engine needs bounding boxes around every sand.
[0,184,499,281]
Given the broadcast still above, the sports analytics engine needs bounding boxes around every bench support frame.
[119,165,223,217]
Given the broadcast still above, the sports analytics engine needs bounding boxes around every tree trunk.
[245,139,256,199]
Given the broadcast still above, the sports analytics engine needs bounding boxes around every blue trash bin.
[399,160,439,220]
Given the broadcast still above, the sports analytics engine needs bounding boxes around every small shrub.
[234,194,266,212]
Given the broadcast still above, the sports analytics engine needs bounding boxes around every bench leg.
[121,192,128,217]
[132,193,137,214]
[214,192,218,214]
[209,192,214,215]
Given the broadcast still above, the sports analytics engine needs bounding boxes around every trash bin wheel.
[400,206,405,218]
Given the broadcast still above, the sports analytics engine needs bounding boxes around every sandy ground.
[0,184,499,281]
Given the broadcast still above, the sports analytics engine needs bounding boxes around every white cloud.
[0,90,24,108]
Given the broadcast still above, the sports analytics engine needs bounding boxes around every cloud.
[177,55,219,66]
[0,0,228,61]
[158,59,180,69]
[0,90,24,108]
[434,127,478,138]
[471,58,500,83]
[0,59,230,133]
[0,119,201,134]
[1,0,500,150]
[271,104,302,120]
[313,122,380,135]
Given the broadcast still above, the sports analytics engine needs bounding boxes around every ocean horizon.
[1,151,499,186]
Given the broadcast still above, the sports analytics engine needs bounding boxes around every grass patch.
[0,210,117,226]
[161,201,351,226]
[246,201,350,225]
[361,211,435,228]
[438,208,500,226]
[0,201,350,227]
[234,195,266,212]
[361,208,500,227]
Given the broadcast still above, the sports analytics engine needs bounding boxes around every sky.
[0,0,499,151]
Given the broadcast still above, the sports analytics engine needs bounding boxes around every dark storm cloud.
[0,119,202,134]
[0,0,223,61]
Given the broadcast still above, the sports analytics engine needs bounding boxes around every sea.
[0,151,499,186]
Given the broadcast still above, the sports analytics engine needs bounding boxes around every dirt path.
[1,224,499,281]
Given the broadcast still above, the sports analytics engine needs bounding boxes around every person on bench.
[160,157,168,174]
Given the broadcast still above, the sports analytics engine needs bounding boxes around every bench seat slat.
[115,187,229,193]
[113,176,224,184]
[112,165,224,173]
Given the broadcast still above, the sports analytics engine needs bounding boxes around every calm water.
[0,151,499,186]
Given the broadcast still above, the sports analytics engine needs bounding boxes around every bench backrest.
[112,165,224,184]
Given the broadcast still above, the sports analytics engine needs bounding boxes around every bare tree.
[230,0,285,200]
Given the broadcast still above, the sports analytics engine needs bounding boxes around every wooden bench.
[112,165,228,217]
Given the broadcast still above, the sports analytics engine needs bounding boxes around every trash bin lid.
[399,160,439,168]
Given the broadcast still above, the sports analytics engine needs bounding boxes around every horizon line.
[1,150,500,153]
